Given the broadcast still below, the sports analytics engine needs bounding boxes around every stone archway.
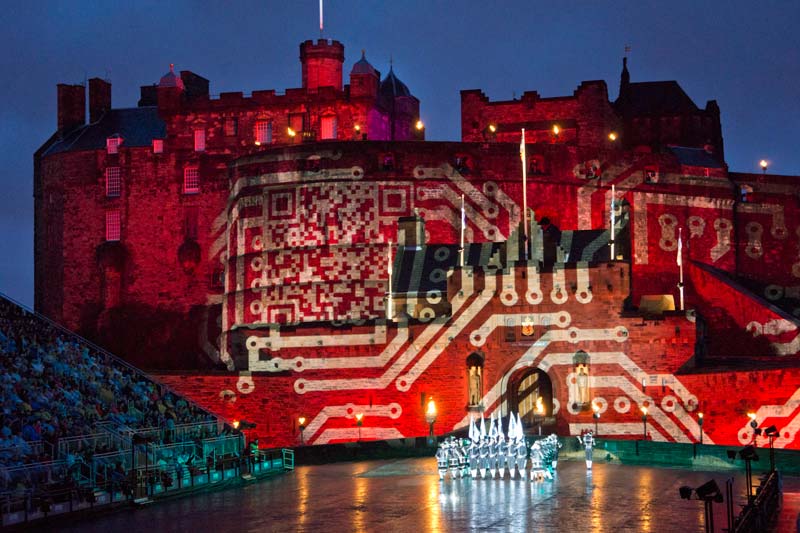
[507,368,553,428]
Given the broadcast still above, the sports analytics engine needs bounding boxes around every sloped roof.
[44,107,166,156]
[617,81,699,115]
[668,146,724,168]
[380,67,412,98]
[351,51,378,77]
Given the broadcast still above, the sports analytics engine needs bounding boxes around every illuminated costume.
[578,430,596,470]
[529,441,549,481]
[448,437,462,479]
[479,436,490,478]
[496,434,508,478]
[436,440,449,480]
[458,439,470,478]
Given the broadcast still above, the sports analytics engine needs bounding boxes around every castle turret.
[349,50,379,98]
[618,56,630,102]
[157,64,184,111]
[300,39,344,91]
[379,65,421,141]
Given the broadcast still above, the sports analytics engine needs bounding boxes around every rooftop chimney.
[57,84,85,132]
[89,78,111,123]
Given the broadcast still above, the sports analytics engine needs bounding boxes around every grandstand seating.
[0,294,292,527]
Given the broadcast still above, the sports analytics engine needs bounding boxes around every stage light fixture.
[679,486,693,500]
[726,450,737,460]
[739,445,758,462]
[764,425,778,437]
[695,479,723,503]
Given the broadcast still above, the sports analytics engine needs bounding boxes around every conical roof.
[380,66,411,98]
[159,64,184,90]
[351,50,378,76]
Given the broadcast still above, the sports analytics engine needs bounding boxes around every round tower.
[300,39,345,91]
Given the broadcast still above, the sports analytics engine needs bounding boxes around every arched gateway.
[506,368,554,428]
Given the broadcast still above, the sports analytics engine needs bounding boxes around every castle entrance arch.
[507,368,553,428]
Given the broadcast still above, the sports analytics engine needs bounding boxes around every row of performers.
[435,433,563,482]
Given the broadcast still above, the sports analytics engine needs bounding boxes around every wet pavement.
[50,458,799,532]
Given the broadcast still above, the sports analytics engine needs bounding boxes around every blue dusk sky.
[1,1,798,307]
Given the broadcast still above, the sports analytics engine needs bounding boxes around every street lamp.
[759,159,768,174]
[747,412,758,445]
[425,397,437,446]
[641,406,648,440]
[697,412,704,444]
[355,413,363,441]
[298,417,306,445]
[592,402,600,435]
[552,124,560,141]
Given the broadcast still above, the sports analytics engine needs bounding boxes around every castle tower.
[349,50,379,99]
[300,39,345,91]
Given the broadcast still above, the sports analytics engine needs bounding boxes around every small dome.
[351,50,378,76]
[380,67,411,98]
[159,64,184,90]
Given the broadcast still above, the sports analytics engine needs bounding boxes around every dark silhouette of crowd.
[0,296,217,474]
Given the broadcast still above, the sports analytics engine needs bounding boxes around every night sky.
[1,1,798,307]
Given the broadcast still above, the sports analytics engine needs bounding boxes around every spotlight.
[695,479,723,503]
[764,425,778,437]
[679,486,693,500]
[608,132,617,141]
[739,445,759,462]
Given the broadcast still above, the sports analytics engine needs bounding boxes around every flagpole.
[610,184,616,261]
[319,0,324,37]
[678,228,684,311]
[387,240,393,320]
[460,194,465,267]
[520,128,528,261]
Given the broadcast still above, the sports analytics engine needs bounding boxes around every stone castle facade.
[35,36,800,449]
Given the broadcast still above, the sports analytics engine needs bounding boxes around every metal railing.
[733,470,781,532]
[0,460,68,491]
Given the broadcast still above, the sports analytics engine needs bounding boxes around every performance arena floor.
[51,457,799,532]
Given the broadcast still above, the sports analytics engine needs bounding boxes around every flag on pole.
[677,228,683,267]
[468,415,475,442]
[479,414,486,440]
[520,128,528,259]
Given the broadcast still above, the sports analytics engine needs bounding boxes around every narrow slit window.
[194,129,205,152]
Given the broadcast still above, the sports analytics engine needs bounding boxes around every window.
[254,120,272,145]
[152,139,164,154]
[184,206,199,240]
[225,117,238,136]
[105,167,121,197]
[106,136,121,154]
[194,129,205,152]
[289,113,304,134]
[105,210,121,241]
[740,185,753,203]
[320,116,337,140]
[183,168,199,194]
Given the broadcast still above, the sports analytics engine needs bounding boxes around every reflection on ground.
[52,458,798,532]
